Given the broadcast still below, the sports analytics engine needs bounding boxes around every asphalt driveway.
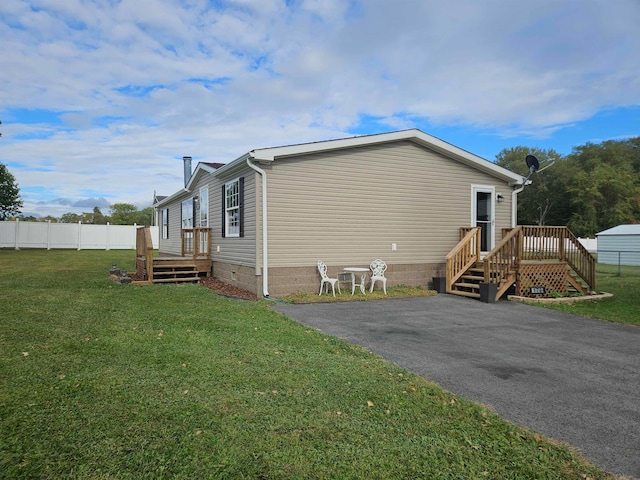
[273,295,640,478]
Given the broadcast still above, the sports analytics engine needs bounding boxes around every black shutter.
[221,185,225,238]
[239,177,244,238]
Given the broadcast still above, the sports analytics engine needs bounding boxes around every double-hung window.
[223,177,243,237]
[181,198,193,229]
[199,186,209,228]
[161,208,169,239]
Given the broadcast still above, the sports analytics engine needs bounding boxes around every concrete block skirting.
[215,262,445,298]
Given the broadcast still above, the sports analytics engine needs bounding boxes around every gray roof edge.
[249,129,524,185]
[596,224,640,236]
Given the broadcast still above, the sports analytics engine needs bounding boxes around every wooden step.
[151,262,200,283]
[454,282,480,290]
[460,274,484,282]
[448,289,481,299]
[154,263,198,268]
[152,276,200,283]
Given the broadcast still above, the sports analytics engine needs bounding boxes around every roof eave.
[212,152,253,177]
[153,187,189,208]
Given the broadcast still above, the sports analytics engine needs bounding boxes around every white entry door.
[472,186,495,253]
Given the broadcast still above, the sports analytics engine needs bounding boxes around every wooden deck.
[135,227,212,283]
[445,226,596,302]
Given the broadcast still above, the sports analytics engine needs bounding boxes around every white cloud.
[1,0,639,217]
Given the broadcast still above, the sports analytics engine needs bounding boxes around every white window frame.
[225,178,240,237]
[199,186,209,228]
[181,198,193,229]
[162,208,169,239]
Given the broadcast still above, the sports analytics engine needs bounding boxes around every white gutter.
[246,158,269,298]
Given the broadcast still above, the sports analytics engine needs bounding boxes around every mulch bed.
[125,272,259,301]
[199,277,259,301]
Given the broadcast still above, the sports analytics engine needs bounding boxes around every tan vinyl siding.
[266,140,514,267]
[158,191,189,256]
[212,167,257,267]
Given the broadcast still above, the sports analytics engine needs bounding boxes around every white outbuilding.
[596,224,640,266]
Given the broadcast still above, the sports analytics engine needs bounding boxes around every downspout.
[246,158,269,297]
[511,179,527,228]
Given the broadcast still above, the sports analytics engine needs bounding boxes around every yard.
[535,262,640,326]
[0,250,625,479]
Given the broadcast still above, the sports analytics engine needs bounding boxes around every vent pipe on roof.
[183,156,192,187]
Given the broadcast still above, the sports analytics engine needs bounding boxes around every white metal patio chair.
[369,259,387,294]
[317,260,341,296]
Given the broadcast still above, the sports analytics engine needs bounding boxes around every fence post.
[14,218,20,250]
[47,220,52,250]
[106,222,110,251]
[77,221,82,251]
[617,252,621,277]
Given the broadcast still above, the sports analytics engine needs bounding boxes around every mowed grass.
[0,250,614,479]
[536,263,640,326]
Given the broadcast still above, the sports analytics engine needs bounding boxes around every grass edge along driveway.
[0,250,617,479]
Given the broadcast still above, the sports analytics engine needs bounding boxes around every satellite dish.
[525,155,539,173]
[521,153,555,187]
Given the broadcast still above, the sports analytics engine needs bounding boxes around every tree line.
[497,136,640,237]
[17,204,155,226]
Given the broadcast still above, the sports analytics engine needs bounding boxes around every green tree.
[59,212,82,223]
[82,206,107,224]
[564,139,640,236]
[133,206,154,226]
[108,204,153,226]
[0,162,23,220]
[495,147,564,226]
[109,203,138,225]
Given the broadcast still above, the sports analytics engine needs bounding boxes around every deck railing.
[447,225,596,297]
[445,227,481,291]
[181,228,211,258]
[136,226,155,282]
[517,225,595,290]
[483,226,522,286]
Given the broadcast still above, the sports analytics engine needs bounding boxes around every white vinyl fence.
[0,220,158,250]
[577,238,597,253]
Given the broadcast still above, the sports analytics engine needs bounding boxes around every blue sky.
[1,0,639,218]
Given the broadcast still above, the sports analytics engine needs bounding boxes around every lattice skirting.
[516,262,567,298]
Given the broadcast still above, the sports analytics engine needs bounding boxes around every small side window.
[162,209,169,239]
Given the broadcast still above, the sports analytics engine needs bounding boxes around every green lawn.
[0,249,616,479]
[535,263,640,326]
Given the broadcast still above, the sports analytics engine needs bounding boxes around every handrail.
[483,226,522,285]
[563,228,596,290]
[181,227,211,259]
[136,226,154,282]
[445,227,481,291]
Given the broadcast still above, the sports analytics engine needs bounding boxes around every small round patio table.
[343,267,369,295]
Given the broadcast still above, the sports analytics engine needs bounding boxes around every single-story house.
[153,129,532,297]
[596,224,640,266]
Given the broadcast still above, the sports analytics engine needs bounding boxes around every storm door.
[472,186,495,254]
